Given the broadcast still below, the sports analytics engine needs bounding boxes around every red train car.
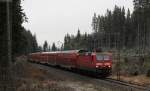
[28,50,112,77]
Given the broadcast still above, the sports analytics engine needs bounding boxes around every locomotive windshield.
[96,54,110,61]
[96,55,103,60]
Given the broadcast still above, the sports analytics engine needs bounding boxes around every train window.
[96,54,103,61]
[96,54,110,61]
[103,55,110,60]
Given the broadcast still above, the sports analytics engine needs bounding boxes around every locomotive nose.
[104,62,111,67]
[95,53,112,69]
[96,62,111,68]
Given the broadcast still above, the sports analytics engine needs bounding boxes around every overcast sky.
[22,0,133,46]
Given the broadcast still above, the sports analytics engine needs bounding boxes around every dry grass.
[13,59,75,91]
[13,59,105,91]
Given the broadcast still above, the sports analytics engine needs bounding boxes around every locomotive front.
[93,52,112,76]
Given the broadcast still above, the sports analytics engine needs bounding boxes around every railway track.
[31,62,150,91]
[100,78,150,91]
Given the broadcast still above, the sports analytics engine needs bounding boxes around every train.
[28,49,112,77]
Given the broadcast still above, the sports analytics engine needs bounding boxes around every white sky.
[22,0,133,46]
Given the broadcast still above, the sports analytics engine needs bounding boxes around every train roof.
[96,52,112,55]
[46,49,88,54]
[60,49,88,54]
[30,49,112,55]
[30,49,88,54]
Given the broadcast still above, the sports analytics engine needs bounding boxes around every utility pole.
[7,0,12,66]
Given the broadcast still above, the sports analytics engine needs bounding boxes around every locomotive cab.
[92,52,112,76]
[95,53,112,68]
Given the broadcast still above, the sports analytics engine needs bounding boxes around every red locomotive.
[28,49,112,77]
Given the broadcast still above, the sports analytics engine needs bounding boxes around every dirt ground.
[13,59,110,91]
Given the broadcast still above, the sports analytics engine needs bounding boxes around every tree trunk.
[0,1,15,91]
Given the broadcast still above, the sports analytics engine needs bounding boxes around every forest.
[0,0,38,60]
[1,0,150,61]
[64,0,150,55]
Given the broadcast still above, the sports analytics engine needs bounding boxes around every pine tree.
[76,29,81,41]
[48,45,51,51]
[52,43,57,51]
[38,46,43,52]
[43,41,48,52]
[64,34,71,50]
[32,34,38,52]
[0,2,9,66]
[92,13,98,32]
[12,0,28,56]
